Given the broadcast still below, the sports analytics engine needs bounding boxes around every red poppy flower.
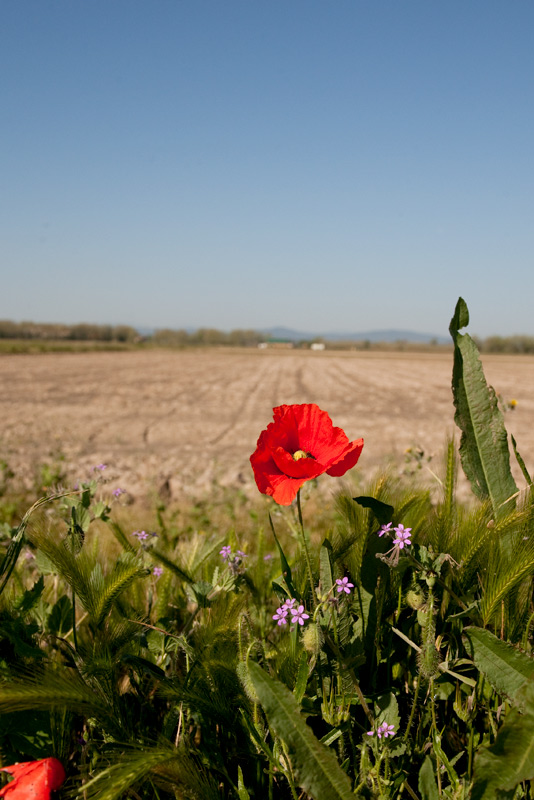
[0,758,65,799]
[250,403,364,505]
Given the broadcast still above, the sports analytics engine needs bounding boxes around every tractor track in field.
[1,348,533,504]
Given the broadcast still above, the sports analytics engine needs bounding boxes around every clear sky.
[2,1,533,338]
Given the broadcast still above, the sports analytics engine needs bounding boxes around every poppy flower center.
[293,449,312,461]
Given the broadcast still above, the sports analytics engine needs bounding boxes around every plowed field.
[1,349,533,503]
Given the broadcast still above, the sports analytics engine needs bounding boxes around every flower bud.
[406,588,425,610]
[301,622,324,655]
[236,662,260,704]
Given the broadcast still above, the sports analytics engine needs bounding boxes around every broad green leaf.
[353,495,394,525]
[449,297,517,517]
[375,692,400,733]
[246,662,354,800]
[463,626,534,706]
[418,755,439,800]
[471,681,534,799]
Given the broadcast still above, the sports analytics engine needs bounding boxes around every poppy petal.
[266,473,310,505]
[325,438,364,477]
[0,759,65,799]
[271,447,325,479]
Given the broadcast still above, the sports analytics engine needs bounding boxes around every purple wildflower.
[378,522,393,537]
[235,550,247,560]
[94,464,107,471]
[153,566,164,578]
[335,577,355,595]
[367,722,396,739]
[133,530,149,541]
[291,605,310,626]
[283,598,297,608]
[393,524,412,549]
[273,607,289,626]
[377,723,395,738]
[112,487,125,497]
[219,545,232,561]
[263,553,273,561]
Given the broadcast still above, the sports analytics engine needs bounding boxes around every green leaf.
[269,513,295,598]
[418,755,439,800]
[463,626,534,706]
[16,576,44,613]
[353,495,394,525]
[471,681,534,799]
[449,297,517,517]
[246,662,354,800]
[46,595,73,636]
[511,434,533,486]
[237,765,251,800]
[293,650,309,704]
[319,539,333,594]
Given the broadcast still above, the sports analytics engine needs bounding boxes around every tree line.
[2,320,534,352]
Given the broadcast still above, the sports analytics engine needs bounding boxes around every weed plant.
[0,298,533,800]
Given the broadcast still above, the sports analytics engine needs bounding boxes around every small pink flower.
[335,577,354,594]
[378,522,393,537]
[393,524,412,548]
[377,722,395,738]
[291,605,310,626]
[273,607,289,626]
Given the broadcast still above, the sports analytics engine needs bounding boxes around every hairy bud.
[301,622,324,655]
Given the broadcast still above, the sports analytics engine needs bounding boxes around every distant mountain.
[136,324,449,344]
[259,327,449,344]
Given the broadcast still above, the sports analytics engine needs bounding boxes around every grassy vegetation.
[0,299,533,799]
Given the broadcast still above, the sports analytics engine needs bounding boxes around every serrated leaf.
[449,297,517,518]
[471,681,534,799]
[46,595,73,636]
[463,626,534,706]
[15,576,44,613]
[247,662,354,800]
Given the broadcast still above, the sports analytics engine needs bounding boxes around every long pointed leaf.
[246,662,354,800]
[449,297,517,517]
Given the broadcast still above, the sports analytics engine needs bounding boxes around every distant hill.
[259,327,449,344]
[137,325,449,344]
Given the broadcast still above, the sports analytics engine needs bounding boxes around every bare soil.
[1,348,533,504]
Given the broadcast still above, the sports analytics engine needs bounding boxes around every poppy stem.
[296,489,315,607]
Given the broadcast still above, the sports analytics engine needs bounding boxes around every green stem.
[403,673,420,743]
[430,678,442,796]
[296,489,315,607]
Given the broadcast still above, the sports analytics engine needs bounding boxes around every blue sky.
[2,1,533,337]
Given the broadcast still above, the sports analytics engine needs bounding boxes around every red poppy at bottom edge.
[250,403,364,505]
[0,758,66,799]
